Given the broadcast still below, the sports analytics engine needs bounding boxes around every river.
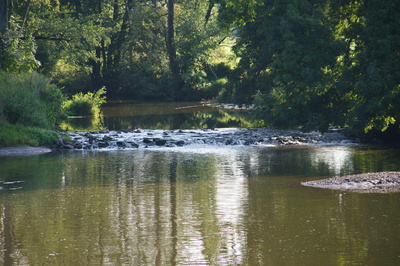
[1,102,400,265]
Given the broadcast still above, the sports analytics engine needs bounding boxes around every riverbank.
[0,122,59,148]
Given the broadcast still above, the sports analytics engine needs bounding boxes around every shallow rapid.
[56,128,355,150]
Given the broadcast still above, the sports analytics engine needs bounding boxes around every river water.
[1,102,400,265]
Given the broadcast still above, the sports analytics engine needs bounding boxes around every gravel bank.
[302,172,400,193]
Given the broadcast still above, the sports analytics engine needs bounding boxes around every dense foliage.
[0,72,65,146]
[1,0,400,135]
[0,0,230,101]
[0,72,65,129]
[63,87,106,117]
[216,0,400,133]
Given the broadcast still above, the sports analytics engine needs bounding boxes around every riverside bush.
[0,72,65,129]
[63,87,106,117]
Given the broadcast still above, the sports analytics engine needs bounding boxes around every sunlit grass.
[0,122,59,147]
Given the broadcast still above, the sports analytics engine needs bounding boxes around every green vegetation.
[0,72,64,146]
[0,122,59,147]
[0,72,65,129]
[0,72,106,146]
[63,87,106,117]
[1,0,400,140]
[215,0,400,134]
[0,0,230,101]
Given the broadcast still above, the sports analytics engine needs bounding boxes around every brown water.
[1,144,400,265]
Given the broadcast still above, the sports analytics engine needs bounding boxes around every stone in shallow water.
[143,138,153,144]
[117,141,127,148]
[154,139,167,146]
[97,141,109,148]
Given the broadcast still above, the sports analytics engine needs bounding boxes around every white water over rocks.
[56,128,355,150]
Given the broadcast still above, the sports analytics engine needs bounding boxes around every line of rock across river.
[301,172,400,193]
[54,128,355,150]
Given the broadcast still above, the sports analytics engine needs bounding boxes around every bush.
[206,78,228,99]
[63,87,106,117]
[0,72,65,129]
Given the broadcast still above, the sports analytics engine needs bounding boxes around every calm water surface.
[64,101,258,131]
[1,102,400,265]
[1,145,400,265]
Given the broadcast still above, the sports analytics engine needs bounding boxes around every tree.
[167,0,183,100]
[217,0,400,134]
[345,0,400,132]
[218,0,342,130]
[0,0,11,35]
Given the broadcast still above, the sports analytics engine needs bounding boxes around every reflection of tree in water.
[2,147,399,264]
[169,154,178,265]
[100,109,261,131]
[60,116,105,132]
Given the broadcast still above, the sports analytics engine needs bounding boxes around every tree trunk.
[167,0,183,100]
[0,0,12,70]
[0,0,12,35]
[20,0,31,31]
[89,47,102,90]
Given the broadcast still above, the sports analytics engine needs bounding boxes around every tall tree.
[219,0,342,130]
[0,0,11,35]
[167,0,183,100]
[347,0,400,132]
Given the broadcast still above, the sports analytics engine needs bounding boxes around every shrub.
[63,87,106,117]
[0,72,65,129]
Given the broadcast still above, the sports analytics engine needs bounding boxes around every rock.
[117,141,127,148]
[103,135,114,141]
[174,140,185,146]
[97,141,109,148]
[129,142,139,148]
[155,139,167,146]
[143,138,153,144]
[73,142,83,149]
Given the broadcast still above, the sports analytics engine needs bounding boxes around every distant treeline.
[1,0,400,135]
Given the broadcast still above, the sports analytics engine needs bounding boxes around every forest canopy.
[1,0,400,134]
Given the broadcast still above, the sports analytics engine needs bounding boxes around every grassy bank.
[0,72,63,147]
[0,72,107,147]
[0,122,59,147]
